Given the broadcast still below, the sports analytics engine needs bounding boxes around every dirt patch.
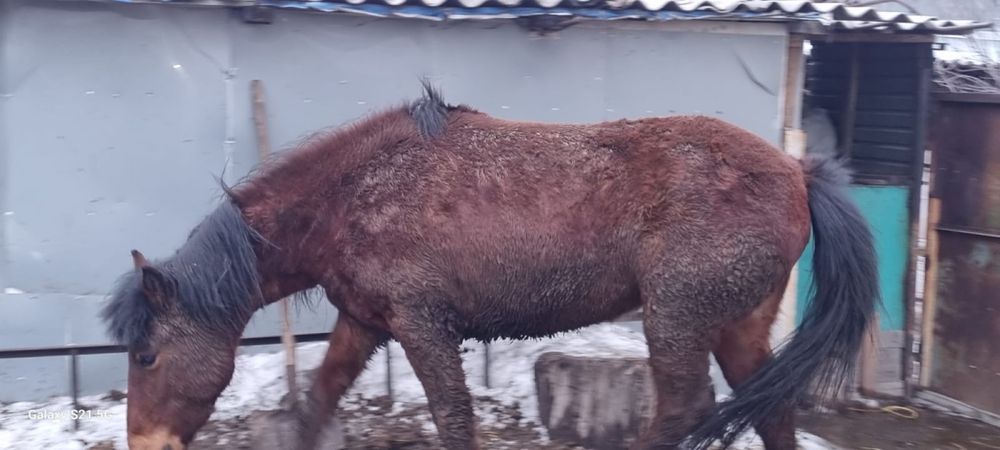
[86,397,1000,450]
[800,404,1000,450]
[179,395,583,450]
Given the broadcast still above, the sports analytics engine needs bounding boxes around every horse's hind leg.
[633,308,716,450]
[389,306,480,450]
[713,286,796,450]
[631,262,726,450]
[633,238,788,450]
[297,313,387,450]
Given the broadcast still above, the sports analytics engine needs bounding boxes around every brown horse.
[102,83,878,450]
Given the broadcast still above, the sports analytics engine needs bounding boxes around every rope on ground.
[846,405,920,420]
[880,405,920,420]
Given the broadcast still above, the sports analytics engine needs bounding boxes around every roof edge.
[52,0,997,36]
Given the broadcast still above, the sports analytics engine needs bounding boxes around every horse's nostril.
[161,445,173,450]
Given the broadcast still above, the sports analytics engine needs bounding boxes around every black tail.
[688,154,880,449]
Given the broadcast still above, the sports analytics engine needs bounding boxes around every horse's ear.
[131,249,149,269]
[131,250,170,306]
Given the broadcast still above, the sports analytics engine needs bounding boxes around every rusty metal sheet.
[928,95,1000,415]
[931,97,1000,232]
[930,233,1000,413]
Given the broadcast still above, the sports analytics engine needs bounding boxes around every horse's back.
[333,111,810,337]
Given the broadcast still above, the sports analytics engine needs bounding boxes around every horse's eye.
[136,353,157,368]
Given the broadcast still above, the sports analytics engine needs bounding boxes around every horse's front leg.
[390,306,480,450]
[295,312,387,450]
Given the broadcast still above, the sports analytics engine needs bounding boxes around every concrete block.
[534,352,655,450]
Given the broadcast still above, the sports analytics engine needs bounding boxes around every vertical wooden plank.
[251,80,272,158]
[251,80,299,405]
[858,312,880,397]
[776,34,806,348]
[919,197,941,385]
[902,43,933,396]
[783,35,806,131]
[839,43,861,159]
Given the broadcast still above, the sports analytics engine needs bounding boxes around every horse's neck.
[235,200,325,308]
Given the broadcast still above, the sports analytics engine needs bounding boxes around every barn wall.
[0,0,789,401]
[794,186,911,333]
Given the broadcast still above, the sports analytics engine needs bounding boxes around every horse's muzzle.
[127,428,185,450]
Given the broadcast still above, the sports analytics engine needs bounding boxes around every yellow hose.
[846,404,920,419]
[880,405,920,420]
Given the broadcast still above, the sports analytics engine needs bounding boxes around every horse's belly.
[459,257,641,340]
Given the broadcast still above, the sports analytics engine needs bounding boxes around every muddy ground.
[196,396,576,450]
[800,405,1000,450]
[88,396,1000,450]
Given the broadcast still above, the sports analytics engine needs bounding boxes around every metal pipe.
[483,343,491,389]
[0,310,644,359]
[70,349,79,431]
[936,225,1000,240]
[0,332,331,360]
[385,345,393,402]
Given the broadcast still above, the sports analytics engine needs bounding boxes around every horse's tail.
[688,154,880,449]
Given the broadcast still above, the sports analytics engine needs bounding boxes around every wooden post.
[839,44,861,159]
[776,34,806,348]
[903,49,934,397]
[919,197,941,385]
[251,80,299,405]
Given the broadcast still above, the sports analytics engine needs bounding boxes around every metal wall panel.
[0,0,787,401]
[927,95,1000,415]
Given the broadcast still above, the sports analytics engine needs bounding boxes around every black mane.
[101,201,262,347]
[408,79,454,138]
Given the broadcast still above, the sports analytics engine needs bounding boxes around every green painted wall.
[795,186,910,331]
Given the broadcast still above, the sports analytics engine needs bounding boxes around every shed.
[0,0,989,402]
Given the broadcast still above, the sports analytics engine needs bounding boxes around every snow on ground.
[0,322,837,450]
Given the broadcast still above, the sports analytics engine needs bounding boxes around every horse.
[102,82,878,450]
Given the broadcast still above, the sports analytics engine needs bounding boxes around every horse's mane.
[228,79,463,202]
[101,201,262,347]
[102,81,459,347]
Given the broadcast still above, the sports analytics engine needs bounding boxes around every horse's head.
[104,250,243,450]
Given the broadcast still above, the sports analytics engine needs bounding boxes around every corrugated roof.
[94,0,991,34]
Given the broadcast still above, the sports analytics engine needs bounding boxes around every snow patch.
[0,322,837,449]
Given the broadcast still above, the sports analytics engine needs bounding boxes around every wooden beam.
[784,35,806,132]
[919,196,941,385]
[251,80,300,406]
[839,43,862,160]
[857,312,881,397]
[776,34,807,348]
[789,24,937,43]
[902,44,933,397]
